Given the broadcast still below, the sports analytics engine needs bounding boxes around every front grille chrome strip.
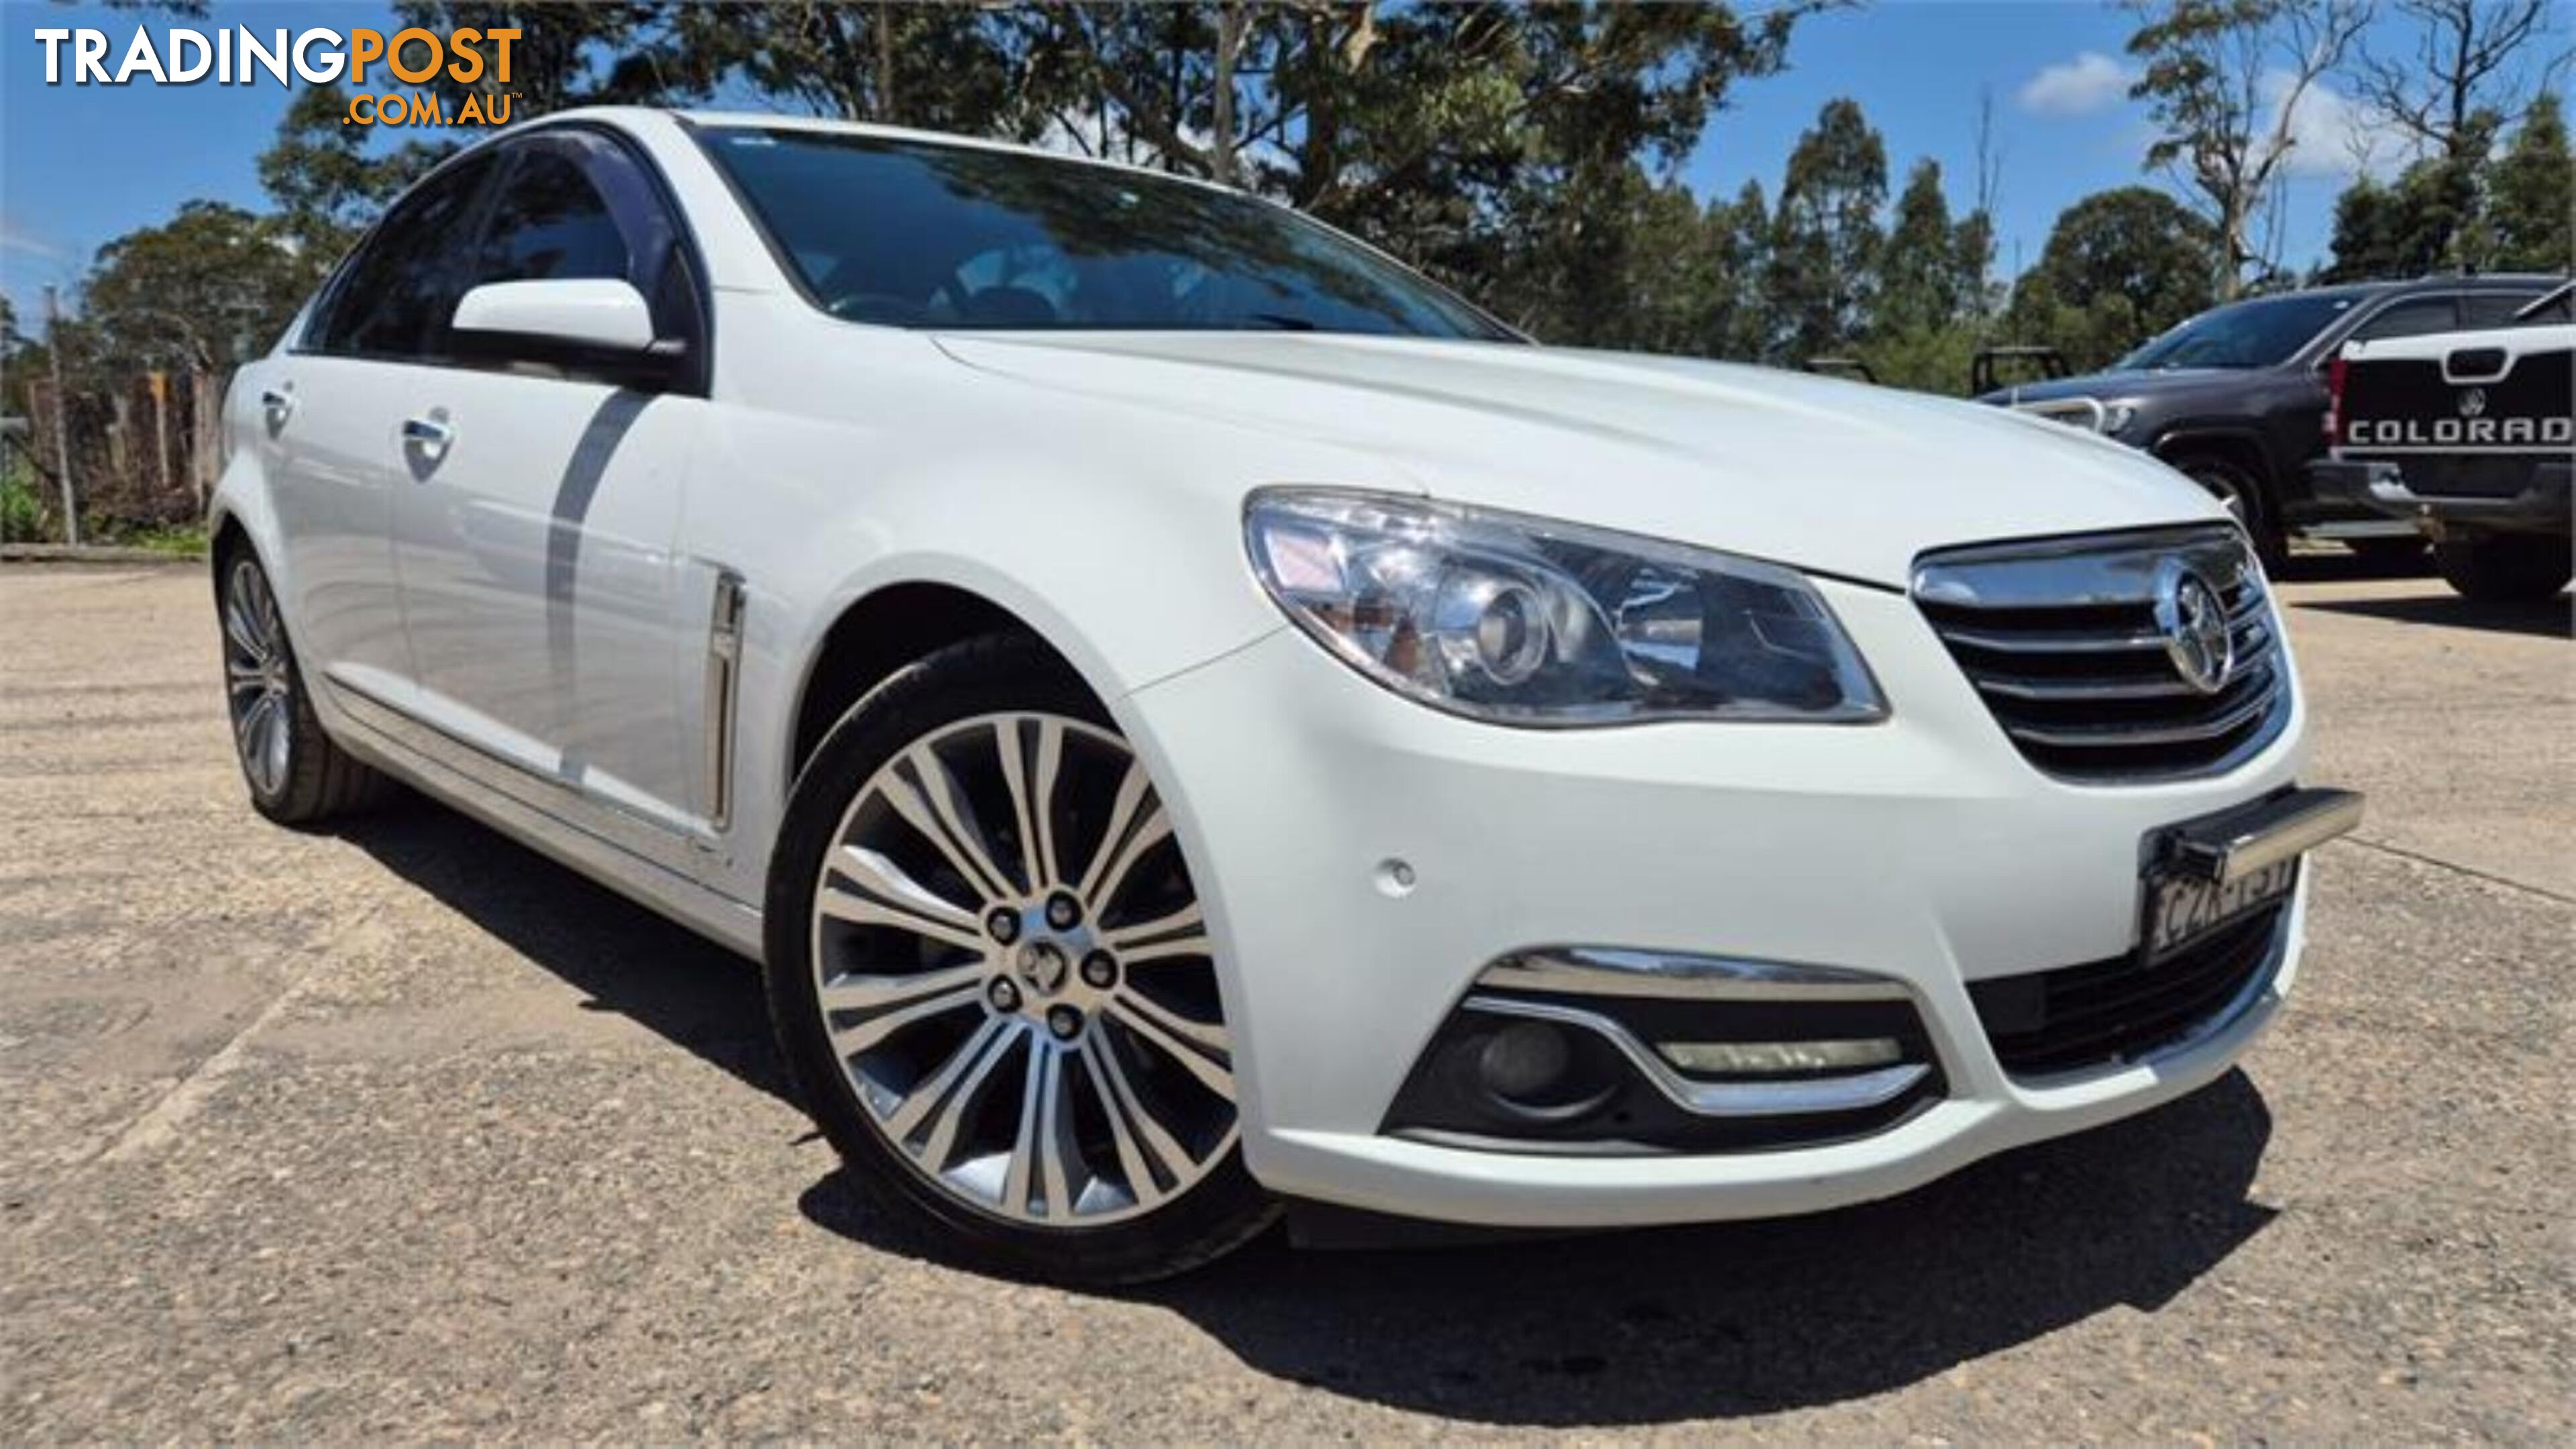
[2001,671,2283,749]
[1913,526,2292,783]
[1936,623,2171,655]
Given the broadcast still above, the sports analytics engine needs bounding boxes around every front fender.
[682,306,1384,903]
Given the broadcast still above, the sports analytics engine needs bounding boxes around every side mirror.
[452,278,661,356]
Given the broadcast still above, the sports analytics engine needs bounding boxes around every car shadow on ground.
[2295,589,2572,640]
[2273,546,2432,585]
[339,801,2279,1426]
[335,804,792,1104]
[818,1073,2275,1425]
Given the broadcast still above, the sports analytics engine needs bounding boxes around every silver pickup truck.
[2310,282,2573,601]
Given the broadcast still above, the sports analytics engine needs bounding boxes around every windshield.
[700,125,1513,339]
[2114,291,2364,370]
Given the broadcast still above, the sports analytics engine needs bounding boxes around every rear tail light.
[2323,354,2348,446]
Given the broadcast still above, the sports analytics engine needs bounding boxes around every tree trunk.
[150,370,172,506]
[875,3,896,125]
[191,370,221,514]
[1210,3,1246,186]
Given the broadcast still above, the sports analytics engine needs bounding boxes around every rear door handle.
[259,387,294,419]
[400,414,455,454]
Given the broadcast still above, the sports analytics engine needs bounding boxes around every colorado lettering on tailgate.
[2344,415,2574,449]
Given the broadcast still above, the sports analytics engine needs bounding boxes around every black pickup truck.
[1979,274,2567,566]
[2308,284,2572,602]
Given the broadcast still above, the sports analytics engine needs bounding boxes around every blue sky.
[0,1,2532,331]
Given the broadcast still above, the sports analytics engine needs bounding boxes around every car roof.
[2202,275,2569,311]
[2367,272,2569,293]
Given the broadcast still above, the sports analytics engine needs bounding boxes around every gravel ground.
[2,557,2568,1443]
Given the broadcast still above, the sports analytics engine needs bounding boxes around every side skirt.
[315,677,765,961]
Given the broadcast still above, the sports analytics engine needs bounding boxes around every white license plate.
[2143,857,2298,961]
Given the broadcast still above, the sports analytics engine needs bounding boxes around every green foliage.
[132,0,2554,430]
[1766,98,1887,362]
[1880,160,1962,336]
[0,453,47,543]
[1861,325,1978,395]
[2322,96,2571,280]
[241,1,1824,356]
[2008,186,2219,370]
[256,3,682,261]
[91,519,210,556]
[2124,0,2369,297]
[258,83,451,263]
[2488,92,2573,272]
[79,201,321,375]
[659,3,1036,134]
[1696,181,1777,361]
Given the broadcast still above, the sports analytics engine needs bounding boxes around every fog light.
[1478,1021,1572,1101]
[1656,1037,1902,1075]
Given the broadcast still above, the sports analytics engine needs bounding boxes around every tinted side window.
[2351,297,2458,341]
[456,131,706,386]
[309,153,496,360]
[474,148,628,284]
[2461,292,2551,328]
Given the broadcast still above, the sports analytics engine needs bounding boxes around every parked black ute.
[1978,275,2566,566]
[2309,284,2572,602]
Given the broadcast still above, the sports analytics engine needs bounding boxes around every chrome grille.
[1912,527,2289,782]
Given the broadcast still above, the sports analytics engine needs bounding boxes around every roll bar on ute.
[1801,356,1879,385]
[1971,345,2069,395]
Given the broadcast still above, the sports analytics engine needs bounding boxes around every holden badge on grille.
[2154,559,2235,696]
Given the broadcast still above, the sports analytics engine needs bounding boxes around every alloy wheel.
[2185,464,2253,524]
[808,711,1235,1227]
[221,557,294,798]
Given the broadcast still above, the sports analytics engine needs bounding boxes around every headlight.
[2100,401,2139,435]
[1244,489,1886,726]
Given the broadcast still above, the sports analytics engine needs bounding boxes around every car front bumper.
[1118,577,2324,1228]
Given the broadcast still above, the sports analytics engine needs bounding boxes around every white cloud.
[2258,71,2422,180]
[0,219,62,260]
[2019,52,2134,116]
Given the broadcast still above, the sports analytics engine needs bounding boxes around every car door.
[262,150,499,702]
[388,128,718,847]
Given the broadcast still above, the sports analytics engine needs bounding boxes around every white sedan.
[213,109,2359,1282]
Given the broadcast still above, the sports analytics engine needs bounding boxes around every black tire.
[2171,453,2286,573]
[763,633,1277,1285]
[2434,533,2573,602]
[216,547,395,825]
[2344,536,2429,572]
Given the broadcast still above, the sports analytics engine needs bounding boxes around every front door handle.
[400,413,455,456]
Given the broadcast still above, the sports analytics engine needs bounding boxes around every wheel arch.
[780,576,1097,804]
[210,508,252,566]
[2150,427,2275,494]
[205,462,285,600]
